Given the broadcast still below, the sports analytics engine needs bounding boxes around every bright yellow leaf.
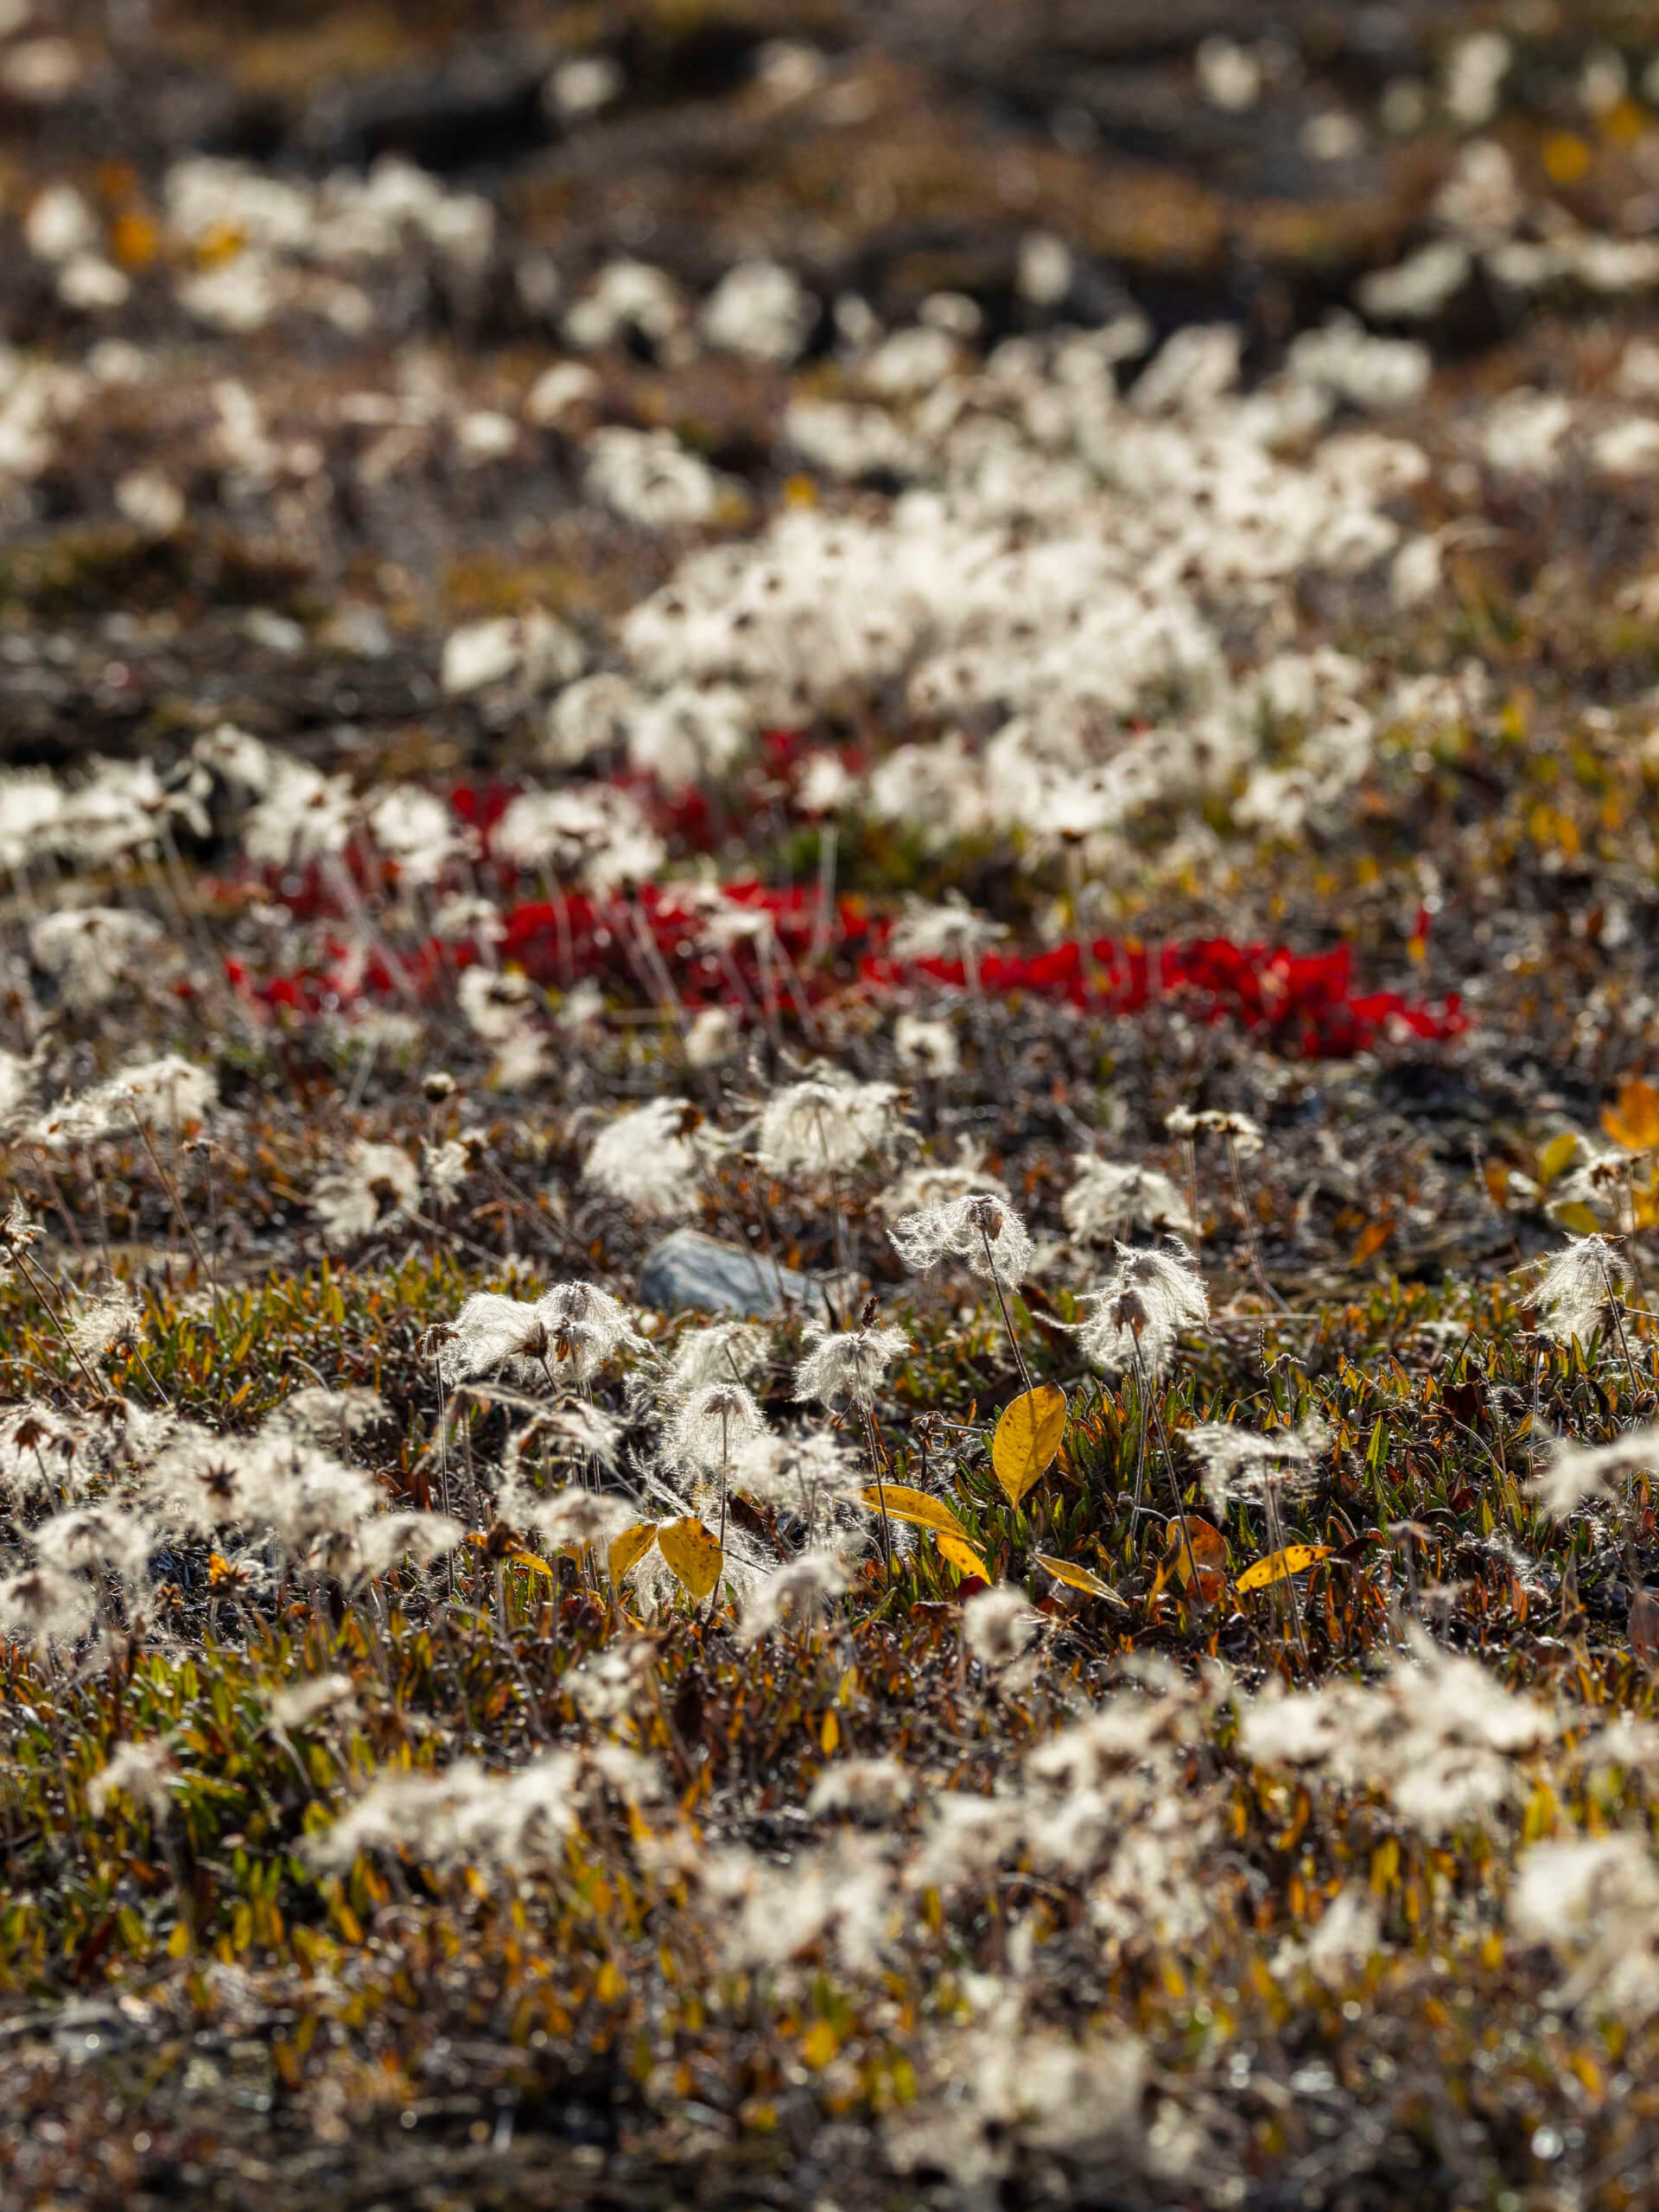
[991,1384,1068,1508]
[1033,1552,1128,1609]
[858,1484,969,1540]
[1537,1131,1580,1188]
[507,1548,556,1580]
[820,1708,839,1754]
[657,1517,722,1601]
[801,2018,837,2069]
[1236,1544,1333,1592]
[934,1531,991,1583]
[1552,1201,1602,1236]
[1542,130,1591,185]
[608,1522,658,1586]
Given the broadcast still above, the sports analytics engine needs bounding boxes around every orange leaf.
[1349,1215,1394,1268]
[1604,1077,1659,1154]
[1165,1516,1227,1608]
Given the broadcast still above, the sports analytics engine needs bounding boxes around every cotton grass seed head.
[312,1141,419,1248]
[793,1319,908,1410]
[754,1070,898,1176]
[86,1739,176,1819]
[730,1429,863,1516]
[1063,1157,1194,1243]
[1530,1424,1659,1520]
[0,1565,94,1649]
[962,1584,1042,1669]
[582,1096,703,1220]
[738,1547,849,1644]
[1183,1416,1326,1515]
[1077,1238,1210,1376]
[1526,1233,1631,1347]
[661,1321,769,1404]
[669,1379,764,1475]
[890,1192,1033,1289]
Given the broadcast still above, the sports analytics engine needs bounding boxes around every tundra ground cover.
[14,4,1659,2209]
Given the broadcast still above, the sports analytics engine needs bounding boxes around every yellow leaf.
[1537,1130,1580,1188]
[858,1484,969,1541]
[1542,130,1591,186]
[595,1959,624,2004]
[608,1523,658,1586]
[507,1548,556,1580]
[801,2018,837,2069]
[1034,1552,1129,1609]
[1236,1544,1333,1592]
[991,1384,1068,1508]
[1604,1077,1659,1153]
[821,1708,839,1754]
[933,1531,991,1583]
[1552,1201,1603,1237]
[657,1516,723,1601]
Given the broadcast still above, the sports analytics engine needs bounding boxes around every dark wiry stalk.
[705,1404,731,1628]
[1133,1336,1199,1608]
[132,1117,213,1288]
[1262,1476,1311,1669]
[861,1398,893,1575]
[77,1147,114,1282]
[1225,1133,1285,1311]
[977,1218,1033,1396]
[1600,1259,1643,1401]
[9,1243,105,1397]
[812,1106,850,1302]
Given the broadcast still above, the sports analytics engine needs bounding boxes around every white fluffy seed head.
[1063,1157,1194,1243]
[1527,1233,1631,1348]
[889,1192,1033,1288]
[582,1096,703,1220]
[1077,1238,1210,1377]
[669,1379,765,1476]
[962,1584,1041,1668]
[793,1320,908,1410]
[738,1547,849,1644]
[754,1071,899,1176]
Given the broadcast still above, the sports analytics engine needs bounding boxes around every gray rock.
[639,1228,814,1319]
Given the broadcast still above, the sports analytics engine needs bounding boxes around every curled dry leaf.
[991,1383,1067,1508]
[1163,1515,1228,1607]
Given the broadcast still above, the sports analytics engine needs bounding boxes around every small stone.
[639,1228,809,1319]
